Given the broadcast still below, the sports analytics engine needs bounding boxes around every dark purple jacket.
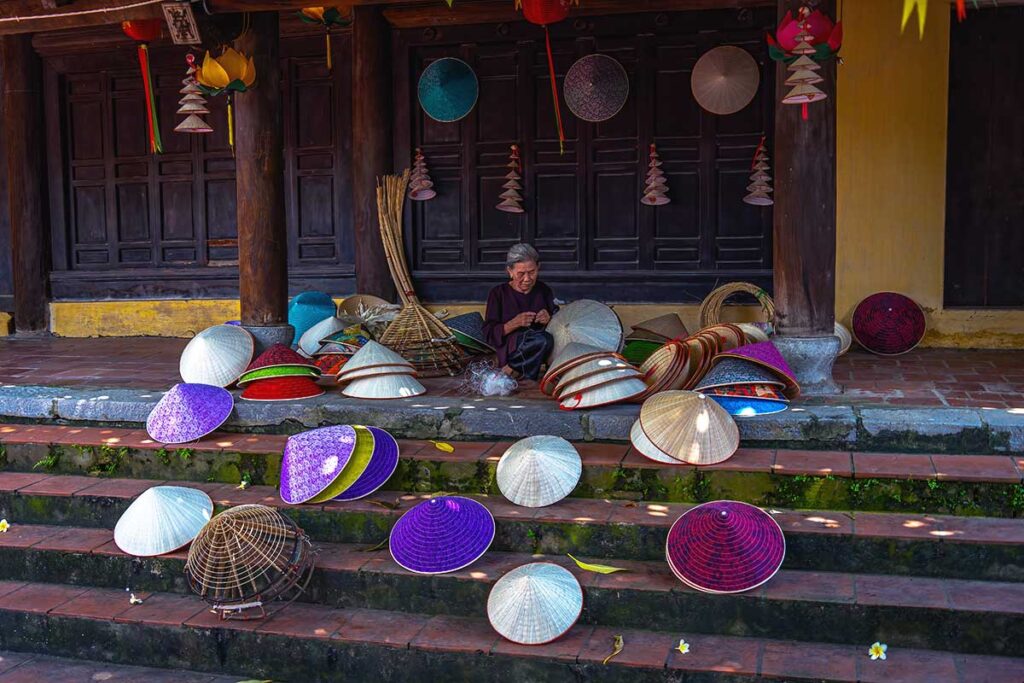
[482,282,558,367]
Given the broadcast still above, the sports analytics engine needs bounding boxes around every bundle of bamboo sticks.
[375,170,465,376]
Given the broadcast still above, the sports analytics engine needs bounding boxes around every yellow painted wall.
[836,0,1024,348]
[0,312,10,337]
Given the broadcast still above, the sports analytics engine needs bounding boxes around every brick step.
[0,581,1020,683]
[2,424,1023,517]
[0,649,241,682]
[2,473,1022,583]
[2,522,1022,657]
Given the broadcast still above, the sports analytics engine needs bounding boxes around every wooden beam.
[771,0,835,337]
[351,5,396,301]
[0,0,161,35]
[1,34,50,332]
[235,11,288,326]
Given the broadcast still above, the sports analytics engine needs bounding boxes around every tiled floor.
[0,336,1021,409]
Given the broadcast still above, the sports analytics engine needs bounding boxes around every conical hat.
[691,45,760,115]
[146,383,234,444]
[559,376,647,410]
[563,53,630,123]
[342,341,414,374]
[298,316,347,356]
[834,321,852,356]
[555,355,635,393]
[239,376,325,401]
[114,485,213,557]
[176,101,211,115]
[637,340,689,398]
[389,496,495,574]
[342,373,426,400]
[696,357,786,392]
[417,57,479,123]
[556,367,642,400]
[713,341,799,398]
[547,300,623,359]
[445,312,494,352]
[178,324,254,387]
[334,427,401,501]
[626,329,671,343]
[288,291,337,346]
[306,425,376,504]
[496,436,582,508]
[540,343,608,395]
[851,292,926,356]
[280,425,358,504]
[337,364,418,383]
[631,313,688,341]
[704,384,789,417]
[237,365,320,387]
[637,390,739,465]
[244,343,319,373]
[174,114,213,134]
[743,191,774,206]
[666,500,785,593]
[487,562,583,645]
[629,418,682,465]
[622,339,662,365]
[338,294,389,316]
[782,83,827,105]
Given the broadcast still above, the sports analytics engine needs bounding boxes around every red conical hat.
[245,343,319,373]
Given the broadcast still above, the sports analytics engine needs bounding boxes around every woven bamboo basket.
[375,171,465,377]
[184,504,315,621]
[699,282,776,329]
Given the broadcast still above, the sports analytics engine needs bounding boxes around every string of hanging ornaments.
[640,144,669,206]
[175,54,213,135]
[743,137,774,206]
[121,20,165,154]
[767,5,842,121]
[408,148,437,201]
[517,0,578,154]
[497,144,525,214]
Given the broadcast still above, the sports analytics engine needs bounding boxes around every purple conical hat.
[280,425,358,505]
[389,496,495,574]
[695,357,785,392]
[146,383,234,445]
[334,427,400,501]
[713,341,799,399]
[665,500,785,594]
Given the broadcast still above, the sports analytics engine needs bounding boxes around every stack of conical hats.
[336,341,425,399]
[630,390,739,466]
[540,342,645,410]
[238,344,324,401]
[694,340,798,416]
[280,424,400,504]
[623,313,687,364]
[175,60,213,134]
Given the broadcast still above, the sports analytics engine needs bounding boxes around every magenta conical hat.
[280,425,357,505]
[665,500,785,594]
[713,341,799,399]
[146,383,234,444]
[389,496,495,574]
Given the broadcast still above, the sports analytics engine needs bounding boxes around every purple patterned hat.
[666,500,785,594]
[146,383,234,445]
[334,427,400,501]
[389,496,495,574]
[714,341,800,399]
[280,425,358,505]
[695,357,785,392]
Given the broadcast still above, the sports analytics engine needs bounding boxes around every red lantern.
[122,19,164,154]
[517,0,577,154]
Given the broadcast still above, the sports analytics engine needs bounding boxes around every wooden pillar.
[235,12,288,326]
[1,34,49,332]
[772,0,836,337]
[351,5,397,301]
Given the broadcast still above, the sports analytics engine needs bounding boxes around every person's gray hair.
[505,243,540,269]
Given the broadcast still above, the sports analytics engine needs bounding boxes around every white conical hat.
[176,101,210,115]
[555,367,642,400]
[743,192,774,206]
[547,300,623,360]
[835,321,852,356]
[342,373,425,399]
[782,83,827,105]
[174,114,213,134]
[555,355,634,393]
[540,343,610,396]
[559,376,647,410]
[629,418,681,465]
[298,316,347,356]
[179,324,254,387]
[114,485,213,557]
[496,436,582,508]
[342,340,414,374]
[488,562,583,645]
[637,390,739,465]
[337,364,417,383]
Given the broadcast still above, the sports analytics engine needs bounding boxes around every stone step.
[0,581,1020,683]
[2,522,1022,657]
[3,424,1023,517]
[1,473,1022,582]
[0,649,241,682]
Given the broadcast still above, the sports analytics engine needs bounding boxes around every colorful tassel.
[227,95,235,155]
[544,27,565,155]
[137,44,163,154]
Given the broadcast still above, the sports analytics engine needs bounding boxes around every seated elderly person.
[482,243,558,381]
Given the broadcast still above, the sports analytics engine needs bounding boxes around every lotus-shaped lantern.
[195,48,256,96]
[767,7,842,63]
[298,7,352,71]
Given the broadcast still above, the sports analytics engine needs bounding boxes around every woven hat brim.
[114,486,214,557]
[334,426,401,501]
[341,373,426,400]
[306,425,376,504]
[486,562,584,645]
[559,377,647,410]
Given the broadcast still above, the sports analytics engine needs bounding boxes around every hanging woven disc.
[691,46,760,116]
[417,57,479,123]
[564,54,629,123]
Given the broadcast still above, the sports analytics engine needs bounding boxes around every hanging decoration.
[497,144,525,214]
[161,2,201,45]
[298,7,352,72]
[195,48,257,154]
[690,46,760,116]
[417,57,479,123]
[517,0,578,154]
[409,148,437,201]
[743,137,773,206]
[563,53,630,123]
[640,144,669,206]
[122,19,164,154]
[767,6,841,120]
[901,0,928,38]
[175,54,213,135]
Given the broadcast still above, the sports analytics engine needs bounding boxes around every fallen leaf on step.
[568,554,628,574]
[430,441,455,453]
[603,635,624,665]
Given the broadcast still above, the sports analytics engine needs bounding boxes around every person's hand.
[534,309,551,325]
[503,311,536,335]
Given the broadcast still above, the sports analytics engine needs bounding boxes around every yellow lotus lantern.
[297,7,352,71]
[195,48,256,155]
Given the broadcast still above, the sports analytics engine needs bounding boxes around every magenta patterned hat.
[389,496,495,574]
[713,341,799,399]
[280,425,357,505]
[146,383,234,445]
[334,427,400,501]
[665,500,785,594]
[852,292,926,356]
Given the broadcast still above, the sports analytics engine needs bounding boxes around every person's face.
[507,260,538,294]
